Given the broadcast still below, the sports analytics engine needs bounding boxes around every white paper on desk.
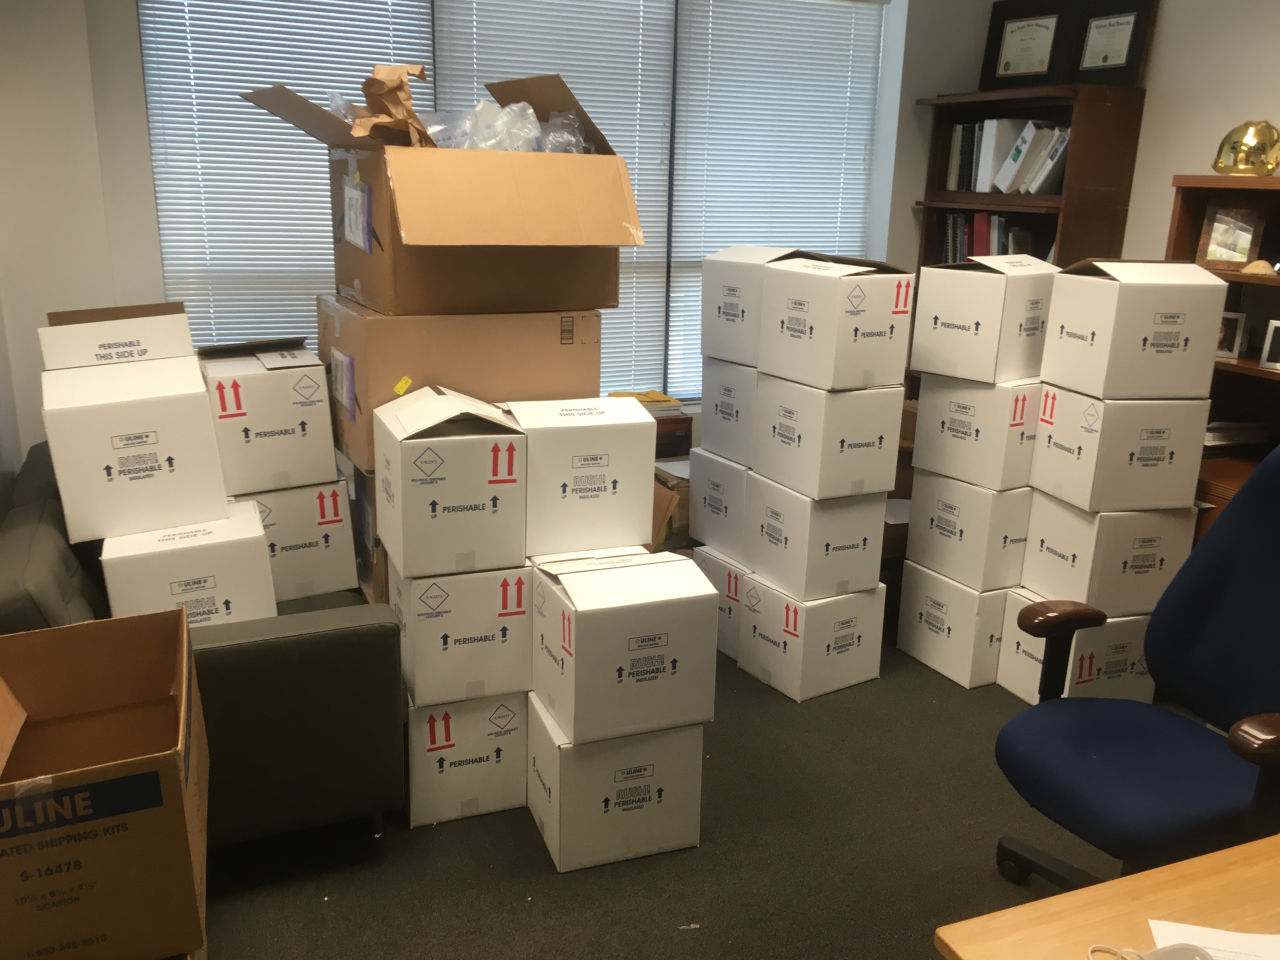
[1150,920,1280,959]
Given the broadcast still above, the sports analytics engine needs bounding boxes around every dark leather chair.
[994,445,1280,888]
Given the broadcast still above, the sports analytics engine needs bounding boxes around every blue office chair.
[994,444,1280,889]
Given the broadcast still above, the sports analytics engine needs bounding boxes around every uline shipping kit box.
[693,545,752,660]
[1020,490,1195,617]
[744,471,885,601]
[391,560,533,706]
[905,470,1031,591]
[738,576,884,702]
[507,397,655,557]
[689,446,749,563]
[753,373,903,500]
[898,560,1006,689]
[318,294,604,473]
[997,587,1051,704]
[235,479,358,602]
[701,356,757,467]
[701,246,797,366]
[531,552,717,744]
[374,387,527,577]
[1040,260,1228,400]
[408,692,527,826]
[1029,386,1209,512]
[528,691,702,872]
[910,255,1060,383]
[757,255,912,390]
[0,610,208,960]
[199,340,336,495]
[912,374,1042,491]
[42,355,228,543]
[40,302,193,371]
[101,501,277,626]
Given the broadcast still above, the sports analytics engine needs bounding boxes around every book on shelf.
[970,123,983,194]
[946,124,963,191]
[958,125,976,192]
[1022,128,1070,195]
[940,213,1036,263]
[974,119,1024,194]
[944,118,1071,195]
[973,211,990,257]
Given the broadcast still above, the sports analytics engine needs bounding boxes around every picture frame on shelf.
[1261,320,1280,371]
[979,0,1078,90]
[1067,0,1160,86]
[1196,206,1265,272]
[1217,312,1246,359]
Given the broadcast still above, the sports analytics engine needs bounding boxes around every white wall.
[0,0,163,471]
[1122,0,1280,259]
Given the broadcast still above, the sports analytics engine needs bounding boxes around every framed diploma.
[980,0,1077,90]
[1068,0,1159,85]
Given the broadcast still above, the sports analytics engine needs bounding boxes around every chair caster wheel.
[998,858,1031,885]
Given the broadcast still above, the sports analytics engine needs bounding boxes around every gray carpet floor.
[206,647,1118,959]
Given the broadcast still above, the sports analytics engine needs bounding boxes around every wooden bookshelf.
[916,84,1146,268]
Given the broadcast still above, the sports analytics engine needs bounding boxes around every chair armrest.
[1017,600,1108,638]
[1229,714,1280,767]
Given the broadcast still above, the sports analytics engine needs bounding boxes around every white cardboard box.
[910,255,1060,382]
[1020,490,1195,617]
[701,356,757,467]
[408,692,527,826]
[235,479,357,602]
[530,551,717,744]
[996,587,1050,705]
[743,471,885,601]
[506,397,655,557]
[1028,386,1209,512]
[912,374,1043,491]
[701,246,797,366]
[738,576,884,702]
[375,387,527,577]
[753,373,903,500]
[689,446,749,564]
[101,500,276,625]
[692,545,752,660]
[42,355,229,543]
[1041,261,1228,399]
[998,588,1154,704]
[757,255,912,390]
[905,471,1031,591]
[897,560,1006,689]
[391,559,533,706]
[39,304,194,370]
[528,691,702,872]
[201,343,337,495]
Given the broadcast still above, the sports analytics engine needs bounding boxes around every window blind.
[434,0,676,394]
[667,0,886,398]
[138,1,433,346]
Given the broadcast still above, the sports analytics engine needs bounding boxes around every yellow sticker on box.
[394,376,413,396]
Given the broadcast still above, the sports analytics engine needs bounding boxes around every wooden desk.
[936,834,1280,960]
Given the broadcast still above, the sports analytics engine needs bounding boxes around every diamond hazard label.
[415,447,444,477]
[489,704,516,730]
[847,285,866,311]
[419,583,449,610]
[1083,403,1101,428]
[292,374,320,400]
[255,502,272,524]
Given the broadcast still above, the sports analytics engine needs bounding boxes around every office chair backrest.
[1145,444,1280,733]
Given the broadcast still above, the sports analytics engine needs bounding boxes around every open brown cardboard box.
[244,72,643,317]
[0,610,208,960]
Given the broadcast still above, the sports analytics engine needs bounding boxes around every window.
[139,0,885,398]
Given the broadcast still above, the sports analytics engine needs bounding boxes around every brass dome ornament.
[1212,121,1280,175]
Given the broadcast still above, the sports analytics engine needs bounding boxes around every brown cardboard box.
[244,74,642,316]
[351,463,389,605]
[0,610,207,960]
[319,294,602,472]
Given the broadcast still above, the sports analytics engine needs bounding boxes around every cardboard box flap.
[42,355,206,410]
[383,147,643,247]
[47,301,185,328]
[968,254,1061,275]
[256,347,321,369]
[197,337,308,361]
[0,674,25,779]
[1063,259,1225,286]
[530,545,649,567]
[769,256,877,279]
[705,246,799,265]
[485,74,614,156]
[382,386,517,440]
[507,396,651,429]
[241,85,385,148]
[553,554,714,610]
[100,501,263,560]
[540,551,686,578]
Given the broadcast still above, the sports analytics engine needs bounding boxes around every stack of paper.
[609,390,685,418]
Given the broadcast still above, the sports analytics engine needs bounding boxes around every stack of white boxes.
[696,248,911,702]
[38,303,279,625]
[199,339,357,604]
[898,256,1058,688]
[999,261,1225,704]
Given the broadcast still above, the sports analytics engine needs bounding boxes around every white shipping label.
[343,176,372,253]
